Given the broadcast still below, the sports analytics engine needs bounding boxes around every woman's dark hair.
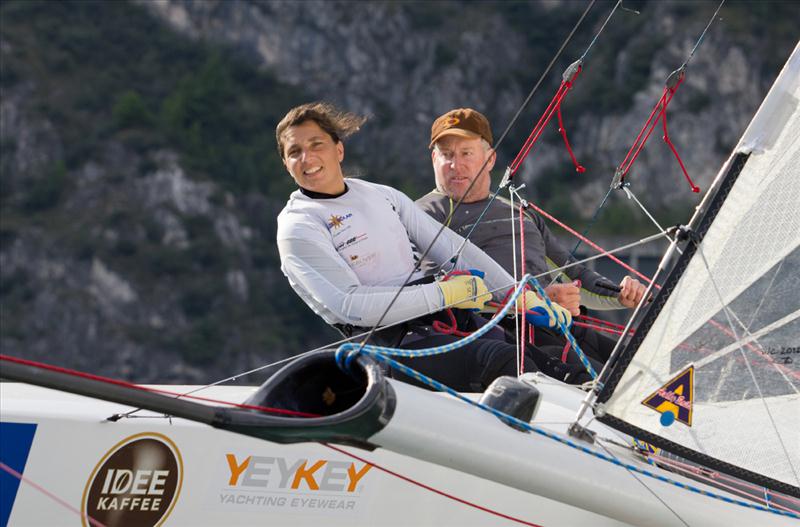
[276,102,367,159]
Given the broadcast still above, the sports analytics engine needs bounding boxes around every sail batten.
[597,43,800,497]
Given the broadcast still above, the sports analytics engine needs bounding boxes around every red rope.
[557,98,586,173]
[0,354,319,418]
[432,308,472,337]
[614,71,697,192]
[323,444,546,527]
[0,462,107,527]
[577,314,627,331]
[573,321,631,337]
[509,66,583,176]
[509,82,569,174]
[523,201,658,287]
[616,87,670,181]
[560,341,572,363]
[432,271,479,337]
[661,103,700,192]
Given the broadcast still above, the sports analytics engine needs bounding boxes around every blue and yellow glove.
[519,290,572,329]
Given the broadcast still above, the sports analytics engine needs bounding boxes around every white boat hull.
[2,377,794,527]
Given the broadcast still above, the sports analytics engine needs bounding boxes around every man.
[416,108,647,371]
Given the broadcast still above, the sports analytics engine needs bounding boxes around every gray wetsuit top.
[415,190,624,310]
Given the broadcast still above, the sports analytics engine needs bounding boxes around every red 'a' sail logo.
[642,365,695,427]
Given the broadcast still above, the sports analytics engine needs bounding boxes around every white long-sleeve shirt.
[276,178,517,327]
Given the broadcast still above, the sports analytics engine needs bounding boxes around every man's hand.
[618,276,647,308]
[545,282,581,316]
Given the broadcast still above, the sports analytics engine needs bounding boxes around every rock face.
[135,0,788,207]
[1,0,795,384]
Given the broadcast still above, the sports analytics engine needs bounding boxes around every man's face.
[432,135,496,203]
[281,120,345,194]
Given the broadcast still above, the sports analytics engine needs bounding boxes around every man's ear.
[337,141,344,162]
[487,149,497,171]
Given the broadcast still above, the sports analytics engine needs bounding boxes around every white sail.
[600,42,800,492]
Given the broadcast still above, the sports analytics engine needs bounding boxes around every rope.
[518,202,528,374]
[0,462,108,527]
[522,198,656,286]
[509,0,628,178]
[337,275,597,385]
[0,355,319,419]
[336,345,798,520]
[323,444,545,527]
[613,71,698,192]
[508,63,584,177]
[556,1,727,271]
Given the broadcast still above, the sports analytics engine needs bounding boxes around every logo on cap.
[445,117,460,126]
[82,432,183,527]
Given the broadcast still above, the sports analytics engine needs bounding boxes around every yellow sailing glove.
[437,274,492,311]
[519,290,573,329]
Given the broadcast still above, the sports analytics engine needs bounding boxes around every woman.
[275,102,576,391]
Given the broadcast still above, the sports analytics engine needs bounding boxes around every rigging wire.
[507,0,625,178]
[154,0,619,402]
[334,340,800,518]
[693,243,800,487]
[594,439,692,527]
[110,225,669,420]
[579,0,623,62]
[560,0,726,270]
[349,0,598,355]
[682,0,726,70]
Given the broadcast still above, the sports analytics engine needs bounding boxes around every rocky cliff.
[1,0,796,383]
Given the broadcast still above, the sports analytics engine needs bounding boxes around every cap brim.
[429,129,482,149]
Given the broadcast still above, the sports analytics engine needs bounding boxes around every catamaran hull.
[1,379,793,527]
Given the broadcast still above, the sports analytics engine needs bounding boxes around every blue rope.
[526,278,598,380]
[334,276,797,520]
[341,352,797,519]
[337,273,521,371]
[337,275,596,381]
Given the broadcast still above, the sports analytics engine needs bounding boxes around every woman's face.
[281,120,345,194]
